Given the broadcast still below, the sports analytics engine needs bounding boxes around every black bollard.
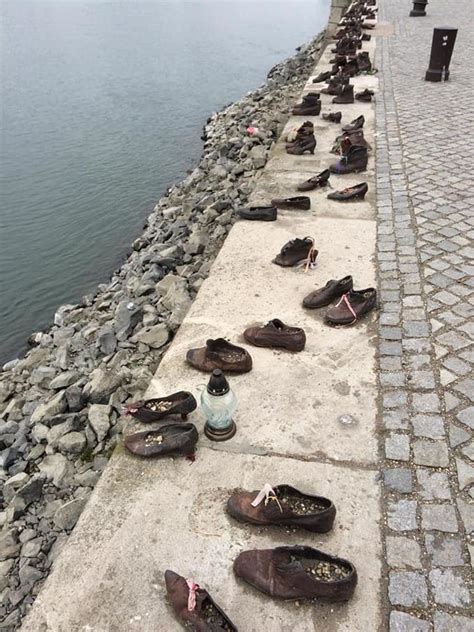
[410,0,428,17]
[425,27,458,82]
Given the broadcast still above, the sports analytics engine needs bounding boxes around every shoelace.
[304,239,318,272]
[251,483,284,513]
[186,579,199,611]
[335,292,357,323]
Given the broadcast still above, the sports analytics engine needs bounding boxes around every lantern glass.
[201,388,237,432]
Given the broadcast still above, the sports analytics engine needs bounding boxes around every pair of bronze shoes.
[165,485,356,629]
[303,276,377,325]
[123,391,199,459]
[231,484,356,601]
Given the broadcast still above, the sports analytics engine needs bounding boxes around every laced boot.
[355,88,374,102]
[322,111,342,123]
[286,121,313,147]
[357,51,372,72]
[321,75,349,95]
[329,144,368,174]
[292,94,321,116]
[332,84,354,104]
[312,70,332,83]
[341,58,359,77]
[286,133,316,155]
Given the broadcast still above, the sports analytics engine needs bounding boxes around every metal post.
[410,0,428,17]
[425,27,458,82]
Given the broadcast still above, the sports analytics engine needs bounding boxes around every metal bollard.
[425,27,458,82]
[410,0,428,17]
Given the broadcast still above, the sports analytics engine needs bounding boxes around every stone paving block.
[416,470,451,501]
[412,393,441,414]
[411,415,445,439]
[383,468,413,494]
[389,612,429,632]
[457,407,474,430]
[455,458,474,490]
[425,534,465,567]
[387,500,417,532]
[421,504,458,533]
[385,434,410,461]
[388,572,428,607]
[429,568,471,607]
[413,440,449,467]
[433,612,474,632]
[386,536,421,569]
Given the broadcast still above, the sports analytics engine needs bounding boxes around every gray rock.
[0,530,20,561]
[30,366,57,388]
[54,304,77,327]
[88,404,112,442]
[49,371,81,390]
[130,324,169,349]
[64,384,83,412]
[4,473,30,504]
[82,368,123,404]
[19,529,36,544]
[38,454,72,488]
[433,612,474,631]
[53,497,88,530]
[97,324,117,355]
[18,564,43,590]
[416,469,451,500]
[12,476,44,509]
[412,439,449,467]
[387,500,417,531]
[114,300,142,341]
[421,504,458,533]
[30,391,67,424]
[383,468,413,493]
[58,432,87,454]
[21,538,42,558]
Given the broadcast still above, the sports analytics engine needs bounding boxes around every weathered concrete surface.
[22,7,382,631]
[23,450,380,632]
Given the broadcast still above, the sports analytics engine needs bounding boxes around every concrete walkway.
[21,9,383,632]
[375,0,474,629]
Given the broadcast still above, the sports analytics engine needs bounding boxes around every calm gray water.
[0,0,330,363]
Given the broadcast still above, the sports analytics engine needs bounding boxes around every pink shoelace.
[186,579,199,611]
[335,292,357,323]
[251,483,283,513]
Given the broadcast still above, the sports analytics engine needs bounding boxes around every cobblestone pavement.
[375,0,474,629]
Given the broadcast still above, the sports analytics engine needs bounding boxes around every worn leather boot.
[227,484,335,532]
[355,88,374,102]
[342,114,364,132]
[273,237,318,268]
[332,84,354,104]
[325,287,377,325]
[165,570,238,631]
[327,182,368,201]
[341,59,359,77]
[286,134,316,155]
[312,70,332,83]
[234,546,357,602]
[357,51,372,72]
[329,144,368,174]
[243,320,306,352]
[303,276,354,309]
[322,111,342,123]
[292,100,321,116]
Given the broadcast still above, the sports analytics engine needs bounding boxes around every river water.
[0,0,330,362]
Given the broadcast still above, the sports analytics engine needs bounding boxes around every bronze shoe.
[124,391,197,423]
[186,338,252,373]
[325,288,377,325]
[243,319,306,352]
[234,546,357,602]
[165,570,238,631]
[273,237,318,268]
[303,276,354,309]
[124,422,198,459]
[227,484,335,532]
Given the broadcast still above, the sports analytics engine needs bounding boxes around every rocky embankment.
[0,32,325,629]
